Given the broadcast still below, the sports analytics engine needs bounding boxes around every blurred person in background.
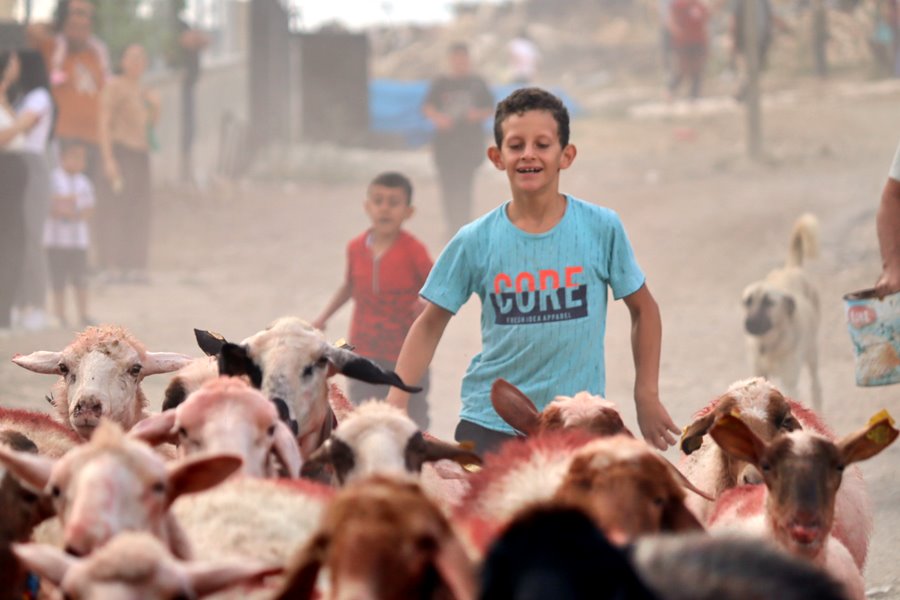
[667,0,710,100]
[97,43,159,285]
[729,0,774,100]
[10,50,55,331]
[870,0,899,76]
[658,0,676,77]
[422,43,494,239]
[170,0,209,187]
[876,140,900,298]
[312,172,434,429]
[27,0,109,173]
[0,51,34,334]
[507,29,540,86]
[45,140,95,327]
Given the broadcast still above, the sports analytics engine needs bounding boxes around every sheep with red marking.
[706,412,898,600]
[131,377,302,478]
[491,378,632,438]
[458,432,708,552]
[13,531,282,600]
[275,476,477,600]
[0,430,56,600]
[12,325,193,440]
[679,377,872,570]
[192,318,421,457]
[0,419,241,558]
[0,406,81,458]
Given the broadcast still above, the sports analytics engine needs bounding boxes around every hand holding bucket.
[844,288,900,386]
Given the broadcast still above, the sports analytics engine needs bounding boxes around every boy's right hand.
[310,317,327,332]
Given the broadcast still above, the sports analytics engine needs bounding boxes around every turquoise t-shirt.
[421,195,646,434]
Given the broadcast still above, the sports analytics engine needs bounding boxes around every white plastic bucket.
[843,289,900,387]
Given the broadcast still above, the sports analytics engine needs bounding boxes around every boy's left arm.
[622,283,680,450]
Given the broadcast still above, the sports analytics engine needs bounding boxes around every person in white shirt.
[13,49,56,331]
[45,139,95,328]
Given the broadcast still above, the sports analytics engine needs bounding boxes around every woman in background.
[97,43,159,284]
[12,49,55,330]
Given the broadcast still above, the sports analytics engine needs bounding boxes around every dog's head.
[742,283,796,337]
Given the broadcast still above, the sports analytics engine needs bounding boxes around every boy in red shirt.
[313,172,433,428]
[667,0,710,100]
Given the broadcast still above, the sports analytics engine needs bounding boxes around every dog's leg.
[807,348,823,414]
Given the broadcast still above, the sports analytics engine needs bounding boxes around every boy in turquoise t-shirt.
[386,88,679,452]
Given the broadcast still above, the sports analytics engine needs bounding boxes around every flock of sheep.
[0,316,895,599]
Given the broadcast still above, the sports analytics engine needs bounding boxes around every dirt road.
[1,78,898,594]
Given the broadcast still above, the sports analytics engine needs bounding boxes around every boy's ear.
[487,146,504,170]
[559,144,577,170]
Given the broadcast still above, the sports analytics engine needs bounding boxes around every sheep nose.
[74,398,103,417]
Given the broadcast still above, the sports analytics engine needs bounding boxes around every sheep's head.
[301,401,481,485]
[131,377,302,479]
[276,477,476,600]
[710,411,898,560]
[491,379,632,438]
[12,326,192,439]
[195,317,421,456]
[555,436,709,545]
[13,531,281,599]
[0,420,242,557]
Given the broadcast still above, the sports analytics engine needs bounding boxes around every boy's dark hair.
[370,171,414,205]
[493,87,570,148]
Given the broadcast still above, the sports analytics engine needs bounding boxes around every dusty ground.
[1,76,899,594]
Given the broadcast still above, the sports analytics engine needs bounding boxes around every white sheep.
[12,325,193,440]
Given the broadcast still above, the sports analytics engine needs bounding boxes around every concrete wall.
[147,55,247,186]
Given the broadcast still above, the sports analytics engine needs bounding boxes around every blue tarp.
[369,79,583,148]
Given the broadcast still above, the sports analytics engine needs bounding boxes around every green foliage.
[89,0,173,68]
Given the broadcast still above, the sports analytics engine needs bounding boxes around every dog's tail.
[785,213,819,268]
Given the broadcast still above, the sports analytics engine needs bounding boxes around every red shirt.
[670,0,709,46]
[347,230,433,361]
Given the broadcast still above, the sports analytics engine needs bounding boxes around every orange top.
[100,77,151,152]
[39,37,106,144]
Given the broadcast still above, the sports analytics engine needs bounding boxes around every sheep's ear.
[12,543,76,584]
[144,352,193,376]
[709,414,767,466]
[838,411,899,466]
[218,343,263,388]
[491,379,541,436]
[12,351,63,375]
[680,395,736,456]
[165,454,243,507]
[272,420,303,478]
[433,535,477,600]
[194,328,228,357]
[324,346,421,393]
[0,445,55,491]
[129,411,179,446]
[275,535,329,600]
[300,438,354,485]
[187,562,283,596]
[405,432,481,473]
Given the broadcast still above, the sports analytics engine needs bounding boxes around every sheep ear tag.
[332,338,355,351]
[866,410,896,445]
[457,440,481,473]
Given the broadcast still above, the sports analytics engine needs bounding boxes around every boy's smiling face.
[488,109,576,196]
[365,184,413,237]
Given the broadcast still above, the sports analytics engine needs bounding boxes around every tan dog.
[741,214,822,412]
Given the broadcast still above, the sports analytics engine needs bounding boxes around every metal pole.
[744,0,762,160]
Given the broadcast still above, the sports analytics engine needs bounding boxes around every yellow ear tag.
[867,409,895,428]
[462,463,482,474]
[210,331,225,341]
[332,338,355,351]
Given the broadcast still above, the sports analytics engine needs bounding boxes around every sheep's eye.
[129,364,143,376]
[152,481,166,494]
[316,356,329,368]
[743,296,753,307]
[302,365,314,378]
[760,462,771,472]
[653,496,666,508]
[19,489,39,504]
[58,363,69,375]
[178,427,188,438]
[50,485,61,498]
[267,424,276,436]
[835,463,845,473]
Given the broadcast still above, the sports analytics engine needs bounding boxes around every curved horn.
[662,459,714,502]
[324,346,421,393]
[12,351,63,374]
[272,420,303,478]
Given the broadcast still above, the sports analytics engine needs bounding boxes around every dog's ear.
[782,295,796,316]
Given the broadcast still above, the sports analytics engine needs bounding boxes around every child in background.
[45,139,95,328]
[313,172,433,429]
